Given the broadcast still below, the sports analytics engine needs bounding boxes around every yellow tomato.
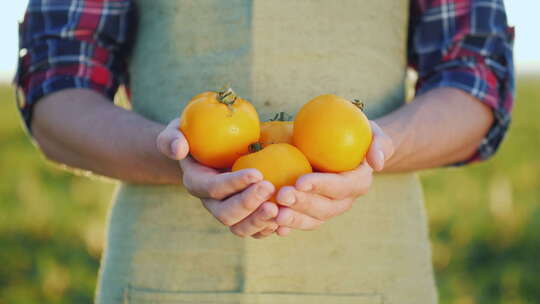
[260,121,293,147]
[180,88,260,169]
[293,94,372,172]
[232,143,312,202]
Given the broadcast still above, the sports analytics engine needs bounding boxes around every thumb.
[170,136,189,160]
[366,121,394,172]
[157,118,190,160]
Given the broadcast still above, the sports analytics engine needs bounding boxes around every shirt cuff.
[15,42,118,134]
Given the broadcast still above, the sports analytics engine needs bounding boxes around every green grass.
[0,87,114,304]
[0,78,539,303]
[421,77,540,304]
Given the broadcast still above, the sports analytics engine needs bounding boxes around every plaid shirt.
[15,0,515,165]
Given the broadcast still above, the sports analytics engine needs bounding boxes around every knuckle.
[276,212,291,227]
[240,172,254,185]
[332,191,348,200]
[229,227,246,238]
[182,175,192,189]
[308,181,320,193]
[317,207,335,221]
[186,188,198,197]
[286,213,297,227]
[351,177,372,197]
[312,220,324,230]
[183,179,199,197]
[355,187,369,197]
[217,214,234,227]
[249,216,265,230]
[385,142,395,158]
[318,212,332,221]
[267,222,279,231]
[360,179,373,195]
[260,203,276,219]
[367,173,374,185]
[207,183,223,199]
[250,216,266,230]
[344,201,353,212]
[239,191,259,211]
[156,132,164,144]
[185,186,197,197]
[156,133,167,151]
[354,185,366,196]
[293,192,309,212]
[305,219,323,231]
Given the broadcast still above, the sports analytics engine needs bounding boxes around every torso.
[96,1,437,303]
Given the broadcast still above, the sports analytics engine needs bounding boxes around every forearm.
[32,89,182,184]
[376,87,493,172]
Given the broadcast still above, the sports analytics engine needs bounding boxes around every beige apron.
[96,1,437,303]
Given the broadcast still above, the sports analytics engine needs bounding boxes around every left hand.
[274,121,394,236]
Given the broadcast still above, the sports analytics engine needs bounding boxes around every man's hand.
[274,121,394,236]
[156,118,190,161]
[157,118,279,239]
[180,158,278,238]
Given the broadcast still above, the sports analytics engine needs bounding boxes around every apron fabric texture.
[96,1,438,303]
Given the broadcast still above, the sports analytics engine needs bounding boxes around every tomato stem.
[248,142,263,153]
[352,99,365,111]
[270,112,293,122]
[217,87,237,105]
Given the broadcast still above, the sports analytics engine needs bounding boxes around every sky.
[0,1,538,82]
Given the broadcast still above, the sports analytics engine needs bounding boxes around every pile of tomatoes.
[179,87,372,201]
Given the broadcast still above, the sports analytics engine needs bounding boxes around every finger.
[366,140,385,172]
[203,181,275,226]
[276,226,292,237]
[181,157,263,199]
[156,118,190,160]
[295,163,373,199]
[372,121,394,160]
[275,207,324,230]
[230,202,279,237]
[252,223,279,239]
[366,121,394,171]
[205,169,264,200]
[276,186,353,220]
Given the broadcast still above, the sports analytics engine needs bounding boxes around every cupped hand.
[274,121,394,236]
[179,157,279,238]
[157,118,279,238]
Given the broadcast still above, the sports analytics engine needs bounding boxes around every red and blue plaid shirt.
[15,0,515,165]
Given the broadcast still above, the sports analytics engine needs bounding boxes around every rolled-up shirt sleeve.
[15,0,134,133]
[408,0,515,165]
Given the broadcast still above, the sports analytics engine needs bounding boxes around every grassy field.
[0,78,539,304]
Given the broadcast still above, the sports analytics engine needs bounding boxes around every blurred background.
[0,1,538,304]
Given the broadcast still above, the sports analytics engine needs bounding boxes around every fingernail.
[246,170,263,183]
[170,139,179,157]
[261,210,274,221]
[250,172,263,183]
[298,183,312,192]
[376,150,385,170]
[280,193,295,206]
[257,184,271,198]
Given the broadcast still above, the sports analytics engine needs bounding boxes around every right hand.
[157,118,279,239]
